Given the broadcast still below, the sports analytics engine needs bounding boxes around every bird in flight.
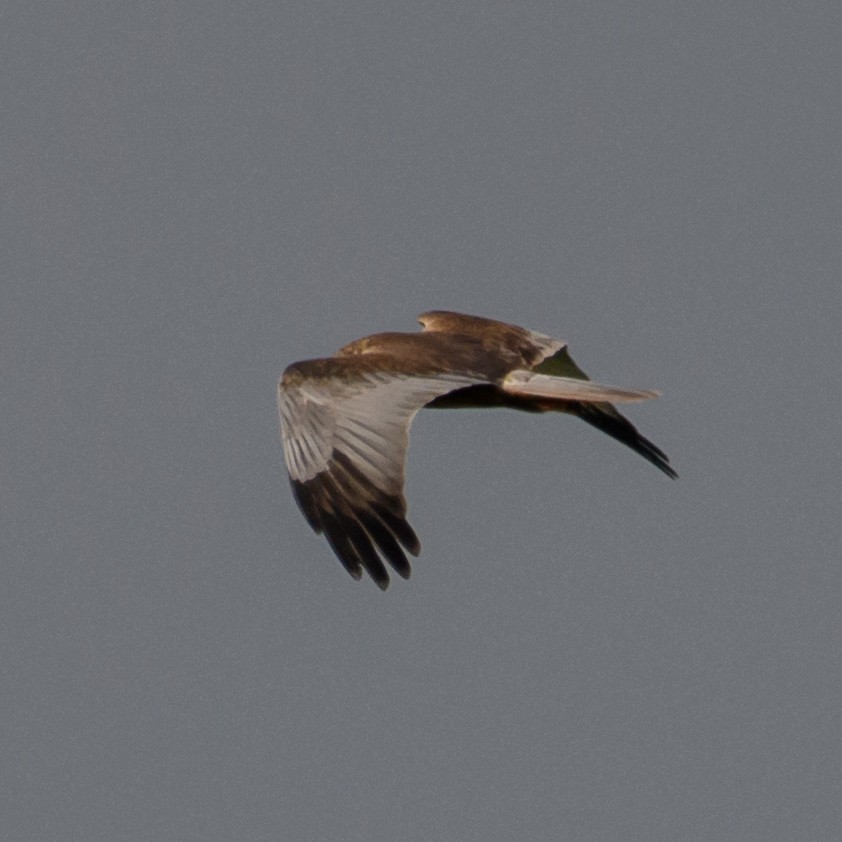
[278,310,676,590]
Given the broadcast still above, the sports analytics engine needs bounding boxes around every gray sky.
[4,3,841,840]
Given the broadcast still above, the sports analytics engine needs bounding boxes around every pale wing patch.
[502,370,660,403]
[280,370,477,484]
[279,381,334,481]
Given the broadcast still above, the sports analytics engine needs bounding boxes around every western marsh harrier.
[279,311,676,589]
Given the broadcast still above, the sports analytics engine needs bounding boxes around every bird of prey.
[278,310,676,589]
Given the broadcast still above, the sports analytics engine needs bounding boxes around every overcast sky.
[3,3,841,840]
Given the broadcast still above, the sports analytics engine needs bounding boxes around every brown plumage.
[278,310,676,589]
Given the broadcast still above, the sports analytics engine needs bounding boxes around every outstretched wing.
[278,357,480,589]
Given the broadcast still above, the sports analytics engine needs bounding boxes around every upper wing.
[278,358,481,589]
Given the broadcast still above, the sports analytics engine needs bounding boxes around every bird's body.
[278,311,676,589]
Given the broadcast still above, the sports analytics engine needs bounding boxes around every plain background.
[3,3,841,840]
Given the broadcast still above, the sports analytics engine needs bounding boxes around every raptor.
[279,311,676,589]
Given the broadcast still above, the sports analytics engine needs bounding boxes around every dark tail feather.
[573,403,677,479]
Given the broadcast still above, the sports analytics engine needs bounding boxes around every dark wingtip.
[574,404,678,480]
[290,453,423,589]
[320,512,364,581]
[643,445,678,480]
[371,502,421,556]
